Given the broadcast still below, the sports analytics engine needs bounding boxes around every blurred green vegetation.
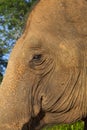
[0,0,37,82]
[42,121,84,130]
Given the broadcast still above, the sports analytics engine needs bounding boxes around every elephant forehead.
[25,0,87,38]
[29,0,68,36]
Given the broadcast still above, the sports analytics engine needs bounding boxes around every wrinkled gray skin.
[0,0,87,130]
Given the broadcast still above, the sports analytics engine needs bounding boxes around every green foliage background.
[42,122,84,130]
[0,0,37,82]
[0,0,85,129]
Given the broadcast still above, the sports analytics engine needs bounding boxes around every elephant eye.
[29,53,45,68]
[32,54,42,62]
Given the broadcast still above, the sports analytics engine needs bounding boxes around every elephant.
[0,0,87,130]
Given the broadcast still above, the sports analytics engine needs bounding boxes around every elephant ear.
[39,66,86,125]
[58,39,87,91]
[39,41,87,125]
[57,39,87,106]
[58,39,82,69]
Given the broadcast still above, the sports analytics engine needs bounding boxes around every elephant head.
[0,0,87,130]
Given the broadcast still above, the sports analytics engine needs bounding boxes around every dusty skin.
[0,0,87,130]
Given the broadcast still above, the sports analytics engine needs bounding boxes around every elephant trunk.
[0,78,31,130]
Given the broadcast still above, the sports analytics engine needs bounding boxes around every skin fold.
[0,0,87,130]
